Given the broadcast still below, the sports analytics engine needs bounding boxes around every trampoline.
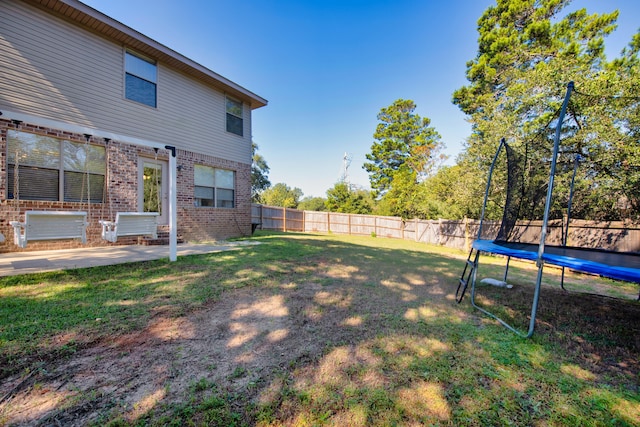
[472,240,640,284]
[456,82,640,337]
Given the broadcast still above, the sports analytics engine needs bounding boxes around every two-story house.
[0,0,267,252]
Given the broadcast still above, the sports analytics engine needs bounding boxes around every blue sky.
[83,0,640,198]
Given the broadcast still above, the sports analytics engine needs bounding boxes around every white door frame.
[138,157,169,225]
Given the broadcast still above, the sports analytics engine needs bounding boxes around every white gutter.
[1,109,178,261]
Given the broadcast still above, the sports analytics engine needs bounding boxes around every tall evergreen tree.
[453,0,618,158]
[363,99,443,198]
[449,0,640,220]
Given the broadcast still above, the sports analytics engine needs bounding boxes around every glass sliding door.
[139,158,168,225]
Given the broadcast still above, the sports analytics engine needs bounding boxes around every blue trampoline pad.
[473,240,640,284]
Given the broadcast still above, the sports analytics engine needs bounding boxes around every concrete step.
[138,232,184,246]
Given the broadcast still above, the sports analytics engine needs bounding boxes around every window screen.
[194,165,235,208]
[194,164,215,207]
[226,97,243,136]
[63,140,106,203]
[125,51,157,107]
[7,130,105,203]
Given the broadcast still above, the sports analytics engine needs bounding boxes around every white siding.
[0,1,252,164]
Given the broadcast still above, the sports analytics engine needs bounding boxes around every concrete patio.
[0,241,257,277]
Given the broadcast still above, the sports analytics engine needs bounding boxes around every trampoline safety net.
[457,82,640,338]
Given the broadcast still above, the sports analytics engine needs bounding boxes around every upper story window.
[226,96,243,136]
[194,165,235,208]
[7,130,106,203]
[125,51,157,108]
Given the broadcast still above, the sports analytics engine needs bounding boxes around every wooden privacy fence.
[251,204,640,253]
[252,204,304,232]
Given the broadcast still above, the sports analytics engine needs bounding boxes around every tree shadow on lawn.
[0,235,638,426]
[472,276,640,381]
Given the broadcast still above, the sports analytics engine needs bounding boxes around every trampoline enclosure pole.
[477,138,506,240]
[528,82,574,337]
[537,82,574,263]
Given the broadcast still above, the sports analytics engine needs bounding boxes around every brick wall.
[176,149,252,241]
[0,118,251,253]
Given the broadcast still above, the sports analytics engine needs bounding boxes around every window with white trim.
[194,165,235,208]
[7,130,106,203]
[125,50,157,107]
[226,96,243,136]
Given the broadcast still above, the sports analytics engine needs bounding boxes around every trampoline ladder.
[456,247,479,303]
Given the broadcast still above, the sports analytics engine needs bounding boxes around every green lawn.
[0,232,638,426]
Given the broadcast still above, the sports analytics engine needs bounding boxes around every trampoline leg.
[470,252,529,337]
[503,256,511,282]
[469,252,544,338]
[526,265,545,338]
[560,267,567,291]
[470,251,480,304]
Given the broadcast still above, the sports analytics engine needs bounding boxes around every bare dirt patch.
[1,286,303,425]
[0,257,449,426]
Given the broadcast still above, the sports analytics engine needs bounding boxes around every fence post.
[260,205,264,229]
[283,207,286,232]
[464,216,469,252]
[327,211,331,233]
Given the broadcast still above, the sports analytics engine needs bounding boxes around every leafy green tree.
[260,183,303,208]
[363,99,444,197]
[596,32,640,217]
[453,0,617,159]
[251,142,271,203]
[298,196,327,211]
[325,182,373,214]
[450,0,640,220]
[375,167,425,219]
[453,1,617,133]
[421,162,493,220]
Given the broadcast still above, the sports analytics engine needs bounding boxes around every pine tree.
[363,99,443,198]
